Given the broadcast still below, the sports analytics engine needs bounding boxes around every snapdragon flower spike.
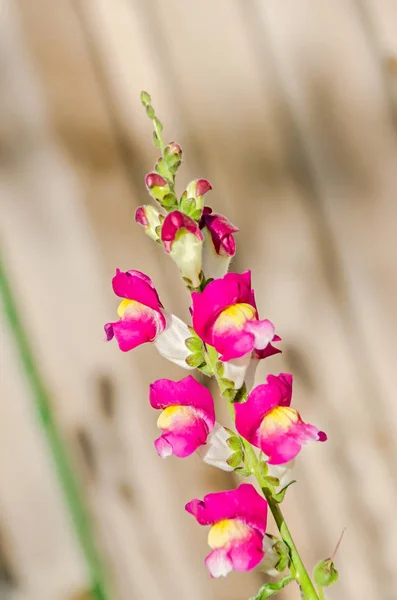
[186,484,268,578]
[200,207,239,279]
[105,269,193,368]
[235,373,327,464]
[150,375,215,458]
[192,271,280,362]
[161,211,204,288]
[135,204,162,241]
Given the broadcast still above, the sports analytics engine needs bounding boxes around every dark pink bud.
[196,179,212,197]
[166,142,182,155]
[135,206,148,227]
[200,206,238,257]
[161,210,203,252]
[145,173,167,189]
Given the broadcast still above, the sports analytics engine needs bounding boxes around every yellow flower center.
[215,303,256,331]
[208,519,251,549]
[157,405,195,429]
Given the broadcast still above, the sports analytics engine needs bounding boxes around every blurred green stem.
[0,257,109,600]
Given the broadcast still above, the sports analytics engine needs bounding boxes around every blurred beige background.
[1,1,397,599]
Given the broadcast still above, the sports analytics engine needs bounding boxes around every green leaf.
[234,466,252,478]
[191,208,203,221]
[140,90,151,106]
[226,436,242,452]
[185,336,204,353]
[250,575,294,599]
[273,480,297,504]
[226,451,243,468]
[264,476,280,487]
[161,192,178,208]
[155,158,171,179]
[185,352,205,368]
[313,559,338,588]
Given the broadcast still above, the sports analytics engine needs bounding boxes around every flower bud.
[164,142,182,174]
[313,558,339,588]
[140,90,151,106]
[135,205,162,241]
[196,423,235,471]
[185,179,212,212]
[145,172,170,205]
[200,206,238,279]
[161,211,203,288]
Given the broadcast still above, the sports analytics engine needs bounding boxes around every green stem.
[0,257,110,600]
[205,344,319,600]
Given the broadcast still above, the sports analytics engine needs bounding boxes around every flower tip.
[145,172,167,189]
[167,141,182,155]
[318,431,328,442]
[196,179,212,196]
[135,206,148,226]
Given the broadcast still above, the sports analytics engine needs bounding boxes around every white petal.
[196,423,234,471]
[202,226,231,279]
[154,312,194,369]
[259,535,280,576]
[169,231,203,288]
[222,353,259,391]
[267,460,296,491]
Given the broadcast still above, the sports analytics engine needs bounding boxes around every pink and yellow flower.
[191,271,280,361]
[200,207,239,279]
[235,373,327,464]
[105,269,193,368]
[161,211,204,288]
[185,484,268,577]
[150,375,215,458]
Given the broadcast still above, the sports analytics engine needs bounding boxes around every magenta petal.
[235,377,289,443]
[149,375,215,429]
[111,269,163,312]
[192,271,254,344]
[109,311,159,352]
[200,208,239,257]
[161,211,203,252]
[263,421,325,465]
[185,484,268,533]
[157,419,209,458]
[228,532,265,572]
[104,322,114,341]
[213,329,255,361]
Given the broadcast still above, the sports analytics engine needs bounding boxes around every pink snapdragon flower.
[200,207,239,278]
[161,211,204,288]
[150,375,215,458]
[184,179,212,212]
[105,269,193,368]
[186,484,268,577]
[191,271,280,362]
[135,204,162,241]
[235,373,327,464]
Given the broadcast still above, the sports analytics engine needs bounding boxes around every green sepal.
[264,476,280,487]
[153,116,163,132]
[273,540,291,572]
[223,388,237,402]
[146,104,155,119]
[180,196,196,217]
[220,377,235,390]
[226,436,242,452]
[226,451,244,468]
[161,192,178,210]
[198,363,212,377]
[153,131,161,148]
[273,480,297,504]
[258,461,269,479]
[155,158,171,180]
[234,466,252,478]
[232,383,248,403]
[185,352,205,368]
[191,208,203,221]
[313,558,338,588]
[215,361,225,378]
[185,336,204,353]
[250,575,294,599]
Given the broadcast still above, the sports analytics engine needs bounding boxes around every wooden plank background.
[1,1,396,599]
